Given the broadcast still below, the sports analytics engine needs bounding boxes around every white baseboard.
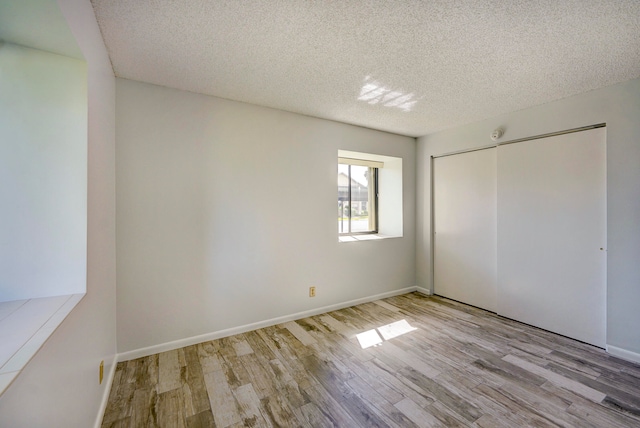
[415,286,432,296]
[118,286,418,362]
[607,345,640,365]
[94,353,118,428]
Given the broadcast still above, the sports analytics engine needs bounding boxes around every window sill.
[338,234,400,243]
[0,293,84,395]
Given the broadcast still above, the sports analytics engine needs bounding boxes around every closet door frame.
[431,123,606,347]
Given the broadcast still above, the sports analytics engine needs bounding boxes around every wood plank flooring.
[102,293,640,427]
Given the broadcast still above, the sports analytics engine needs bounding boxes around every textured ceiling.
[91,0,640,137]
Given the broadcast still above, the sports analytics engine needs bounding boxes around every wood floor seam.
[102,293,640,427]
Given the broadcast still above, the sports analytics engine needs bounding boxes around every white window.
[338,159,380,235]
[337,150,403,242]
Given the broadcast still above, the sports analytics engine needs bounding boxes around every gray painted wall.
[0,42,87,301]
[0,0,117,426]
[417,77,640,355]
[115,78,416,353]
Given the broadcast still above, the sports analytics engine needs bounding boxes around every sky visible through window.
[338,164,367,186]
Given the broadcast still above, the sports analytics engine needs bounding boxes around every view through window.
[338,162,378,234]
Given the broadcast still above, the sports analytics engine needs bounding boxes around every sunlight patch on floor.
[355,319,418,349]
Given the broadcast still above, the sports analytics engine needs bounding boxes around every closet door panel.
[434,148,497,312]
[497,128,606,347]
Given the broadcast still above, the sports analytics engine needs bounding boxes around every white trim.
[337,149,398,164]
[118,287,418,362]
[0,293,85,396]
[415,286,432,296]
[607,345,640,365]
[338,157,384,168]
[338,234,400,243]
[94,353,118,428]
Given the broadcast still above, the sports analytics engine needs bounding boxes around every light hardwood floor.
[102,293,640,427]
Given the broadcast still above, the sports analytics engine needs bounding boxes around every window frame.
[338,161,379,236]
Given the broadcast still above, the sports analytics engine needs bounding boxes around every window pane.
[349,165,371,232]
[338,164,349,233]
[338,163,377,235]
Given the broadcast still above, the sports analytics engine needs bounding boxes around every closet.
[433,126,606,347]
[433,148,497,312]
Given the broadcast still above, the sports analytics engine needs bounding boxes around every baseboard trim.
[118,286,418,362]
[415,286,432,296]
[607,345,640,365]
[94,353,118,428]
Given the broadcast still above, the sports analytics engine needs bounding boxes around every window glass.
[338,163,377,234]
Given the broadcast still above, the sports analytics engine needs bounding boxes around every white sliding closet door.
[497,128,606,347]
[434,148,497,312]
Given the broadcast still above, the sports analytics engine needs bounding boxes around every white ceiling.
[91,0,640,137]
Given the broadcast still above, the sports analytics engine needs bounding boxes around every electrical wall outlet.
[100,360,104,384]
[309,286,316,297]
